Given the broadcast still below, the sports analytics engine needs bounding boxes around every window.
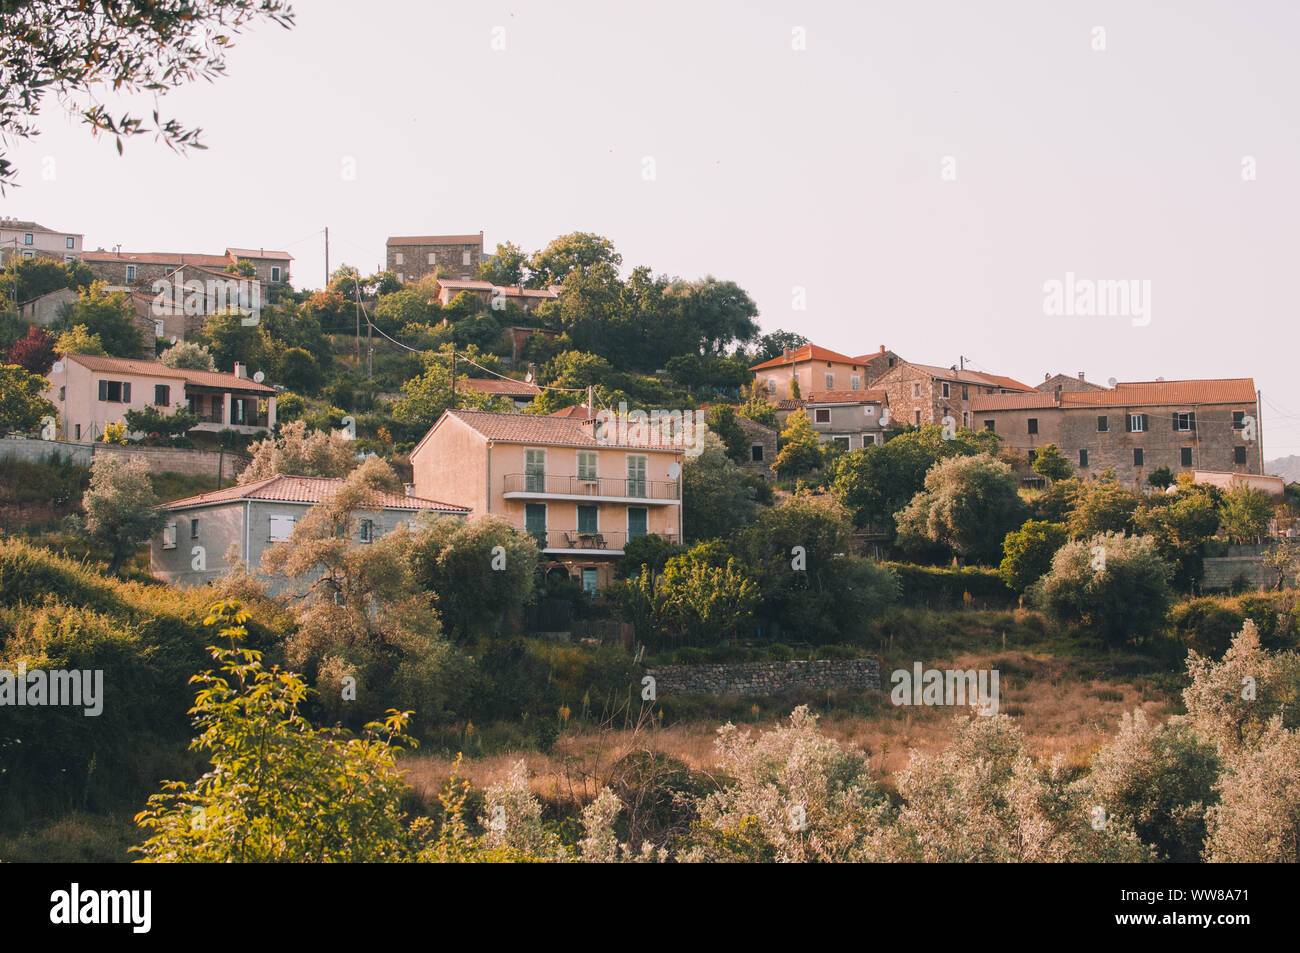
[396,273,404,283]
[766,378,776,393]
[75,424,81,440]
[581,567,599,595]
[154,384,170,406]
[359,518,375,543]
[832,436,850,450]
[577,505,598,534]
[962,411,969,428]
[268,515,296,541]
[97,380,131,403]
[427,252,436,266]
[914,409,922,426]
[912,383,922,398]
[271,266,281,282]
[1133,448,1144,467]
[1097,415,1108,432]
[627,507,648,539]
[65,255,75,264]
[984,419,995,432]
[525,503,547,546]
[126,264,136,280]
[1232,411,1245,430]
[1181,448,1193,467]
[1027,418,1038,435]
[863,434,877,446]
[1173,412,1195,432]
[626,455,647,498]
[751,444,764,462]
[395,252,404,265]
[23,233,32,245]
[154,319,164,338]
[1028,449,1038,462]
[525,448,546,492]
[825,372,834,389]
[21,251,32,258]
[65,237,75,249]
[851,375,860,390]
[1079,449,1089,467]
[162,522,177,549]
[190,518,199,539]
[1128,414,1147,433]
[462,249,472,266]
[1234,446,1247,465]
[577,451,598,481]
[814,408,831,424]
[942,382,950,398]
[961,386,969,400]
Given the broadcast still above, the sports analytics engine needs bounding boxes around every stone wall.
[0,438,249,482]
[644,657,880,697]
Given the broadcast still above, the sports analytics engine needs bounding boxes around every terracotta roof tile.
[899,362,1035,391]
[459,377,542,397]
[387,234,484,246]
[225,247,292,260]
[412,409,689,459]
[972,378,1257,411]
[749,344,862,371]
[61,353,276,394]
[163,474,468,512]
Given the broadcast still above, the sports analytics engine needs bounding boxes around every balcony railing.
[525,529,679,553]
[504,472,679,501]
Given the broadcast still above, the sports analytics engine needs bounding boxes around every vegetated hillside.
[1266,455,1300,483]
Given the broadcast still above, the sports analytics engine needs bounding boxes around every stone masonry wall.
[644,658,880,697]
[0,438,249,481]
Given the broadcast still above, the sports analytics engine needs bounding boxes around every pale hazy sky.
[6,0,1300,455]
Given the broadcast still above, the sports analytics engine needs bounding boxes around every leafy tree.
[774,409,823,478]
[53,324,106,355]
[703,403,748,464]
[123,404,201,443]
[1031,532,1173,645]
[82,454,167,573]
[999,520,1069,593]
[479,241,529,286]
[528,232,622,287]
[1134,487,1221,590]
[1261,539,1300,591]
[682,432,759,542]
[196,308,264,371]
[391,351,500,430]
[159,340,216,370]
[374,286,437,331]
[615,533,683,577]
[605,566,670,648]
[133,600,416,862]
[0,0,294,189]
[0,257,94,302]
[1204,720,1300,863]
[1066,474,1140,539]
[225,259,256,278]
[830,424,1000,535]
[1147,465,1175,489]
[0,362,55,432]
[239,419,357,483]
[1219,485,1273,543]
[277,346,319,394]
[664,277,760,356]
[895,455,1028,564]
[737,383,778,429]
[5,325,56,374]
[408,515,539,642]
[753,330,810,363]
[1031,443,1071,482]
[53,282,143,357]
[660,553,761,646]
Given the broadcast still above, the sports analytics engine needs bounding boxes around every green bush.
[880,562,1017,608]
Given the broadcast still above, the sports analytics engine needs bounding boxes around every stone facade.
[387,233,484,283]
[776,392,889,451]
[1036,372,1106,393]
[644,658,881,697]
[736,416,777,478]
[0,437,249,480]
[873,362,1033,430]
[856,346,906,385]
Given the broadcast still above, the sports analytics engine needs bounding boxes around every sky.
[5,0,1300,456]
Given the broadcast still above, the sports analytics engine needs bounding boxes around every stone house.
[82,247,288,289]
[776,390,889,451]
[224,247,291,286]
[15,287,79,326]
[45,353,277,442]
[386,233,484,284]
[872,361,1035,430]
[736,415,778,478]
[854,345,907,385]
[972,378,1262,487]
[152,474,469,590]
[433,278,560,312]
[0,217,83,265]
[1036,371,1107,394]
[750,344,875,403]
[457,376,543,410]
[410,409,685,594]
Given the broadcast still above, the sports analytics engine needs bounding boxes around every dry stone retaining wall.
[645,658,880,697]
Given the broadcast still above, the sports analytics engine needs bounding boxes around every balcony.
[526,529,679,555]
[503,473,680,504]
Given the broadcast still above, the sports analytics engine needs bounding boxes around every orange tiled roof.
[83,250,232,268]
[972,378,1257,411]
[225,247,292,261]
[437,279,559,298]
[413,409,688,458]
[777,390,887,410]
[61,353,276,394]
[749,344,862,371]
[897,362,1035,392]
[163,474,468,512]
[548,404,594,419]
[387,234,483,246]
[459,377,542,397]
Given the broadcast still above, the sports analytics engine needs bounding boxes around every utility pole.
[450,349,456,405]
[323,226,329,287]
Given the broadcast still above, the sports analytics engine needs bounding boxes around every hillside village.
[3,218,1300,866]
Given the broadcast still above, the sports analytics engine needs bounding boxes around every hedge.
[879,562,1018,609]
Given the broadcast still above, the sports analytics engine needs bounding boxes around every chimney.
[233,362,248,379]
[1044,372,1051,381]
[782,348,793,359]
[1078,371,1085,382]
[879,345,886,354]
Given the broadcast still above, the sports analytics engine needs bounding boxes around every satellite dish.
[667,462,682,480]
[524,372,533,383]
[170,336,177,345]
[1107,377,1117,388]
[253,371,265,383]
[51,361,64,374]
